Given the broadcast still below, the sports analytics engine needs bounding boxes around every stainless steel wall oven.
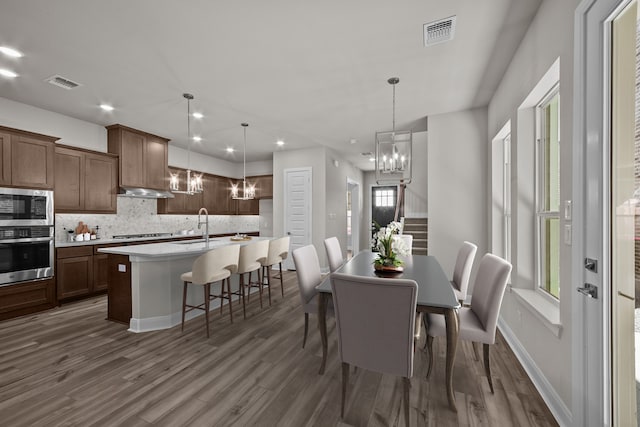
[0,188,54,285]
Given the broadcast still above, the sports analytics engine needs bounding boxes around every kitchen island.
[99,236,271,333]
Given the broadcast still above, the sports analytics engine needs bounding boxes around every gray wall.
[428,108,488,284]
[325,148,364,263]
[273,146,364,270]
[487,0,579,412]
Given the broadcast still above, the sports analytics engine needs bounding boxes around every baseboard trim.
[498,318,572,427]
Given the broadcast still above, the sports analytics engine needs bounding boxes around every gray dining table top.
[316,251,461,310]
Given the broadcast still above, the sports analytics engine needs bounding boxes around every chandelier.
[170,93,203,195]
[231,123,256,200]
[375,77,412,185]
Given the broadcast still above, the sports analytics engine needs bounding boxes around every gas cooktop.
[112,233,173,239]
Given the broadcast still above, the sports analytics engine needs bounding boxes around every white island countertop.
[98,235,270,262]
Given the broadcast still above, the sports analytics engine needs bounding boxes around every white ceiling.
[0,0,541,170]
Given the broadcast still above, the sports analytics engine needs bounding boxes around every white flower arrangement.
[374,221,409,268]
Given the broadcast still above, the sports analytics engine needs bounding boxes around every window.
[503,134,512,263]
[536,87,560,299]
[375,189,395,207]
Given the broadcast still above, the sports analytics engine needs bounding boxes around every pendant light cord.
[392,82,396,133]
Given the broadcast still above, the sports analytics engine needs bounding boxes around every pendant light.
[375,77,412,184]
[170,93,203,195]
[231,123,256,200]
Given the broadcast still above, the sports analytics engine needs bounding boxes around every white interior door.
[284,167,312,270]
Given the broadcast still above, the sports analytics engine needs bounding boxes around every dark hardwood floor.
[0,272,558,426]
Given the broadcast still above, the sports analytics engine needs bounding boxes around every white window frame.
[503,134,512,264]
[535,84,561,301]
[374,189,395,207]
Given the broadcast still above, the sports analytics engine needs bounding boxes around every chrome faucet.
[197,207,209,247]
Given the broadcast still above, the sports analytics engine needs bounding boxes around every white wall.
[428,108,488,283]
[405,130,428,217]
[0,96,269,178]
[487,0,579,418]
[0,97,107,151]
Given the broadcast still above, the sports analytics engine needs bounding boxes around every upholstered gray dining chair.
[393,233,414,255]
[425,253,512,393]
[180,244,240,337]
[292,244,332,349]
[324,236,344,273]
[330,272,418,426]
[260,236,290,303]
[451,241,478,303]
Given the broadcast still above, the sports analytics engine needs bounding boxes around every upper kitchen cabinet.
[106,124,169,191]
[253,175,273,199]
[54,145,118,213]
[203,174,236,215]
[157,166,203,214]
[0,131,11,186]
[0,125,57,189]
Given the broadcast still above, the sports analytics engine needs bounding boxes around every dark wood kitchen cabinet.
[106,124,169,191]
[254,175,273,199]
[56,243,123,300]
[0,125,57,189]
[54,145,118,213]
[0,131,11,185]
[56,246,94,300]
[157,166,204,214]
[0,278,56,321]
[107,254,131,324]
[203,174,236,215]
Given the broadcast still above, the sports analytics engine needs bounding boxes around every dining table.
[315,250,461,412]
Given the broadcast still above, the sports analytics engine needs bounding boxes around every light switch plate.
[118,264,127,272]
[564,200,572,220]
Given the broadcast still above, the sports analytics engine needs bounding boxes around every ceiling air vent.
[423,16,456,47]
[45,74,82,90]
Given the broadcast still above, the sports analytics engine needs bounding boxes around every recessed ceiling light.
[0,46,23,58]
[276,139,285,146]
[350,138,357,144]
[100,104,114,112]
[226,147,234,153]
[369,157,375,162]
[192,112,203,119]
[0,69,18,78]
[193,136,202,142]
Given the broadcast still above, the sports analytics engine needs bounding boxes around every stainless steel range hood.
[118,187,175,199]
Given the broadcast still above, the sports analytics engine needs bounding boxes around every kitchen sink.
[173,239,219,245]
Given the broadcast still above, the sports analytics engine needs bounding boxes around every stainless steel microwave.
[0,187,53,226]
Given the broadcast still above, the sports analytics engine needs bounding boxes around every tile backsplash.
[55,196,260,241]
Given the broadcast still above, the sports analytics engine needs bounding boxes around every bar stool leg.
[267,265,272,306]
[240,273,247,319]
[181,281,188,332]
[279,262,285,297]
[257,269,264,308]
[204,283,211,338]
[226,278,233,323]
